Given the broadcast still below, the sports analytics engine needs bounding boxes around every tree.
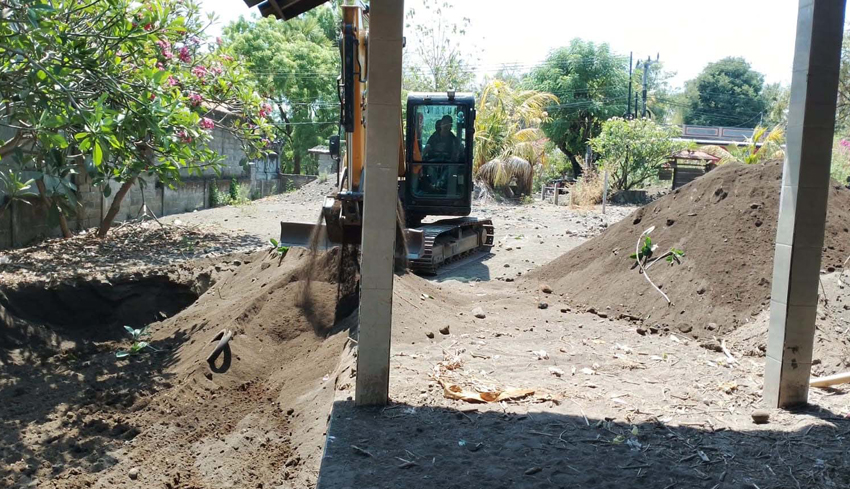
[761,83,790,128]
[223,10,339,175]
[701,126,785,165]
[0,0,272,238]
[590,118,684,191]
[403,1,478,92]
[524,39,629,178]
[836,31,850,132]
[682,57,766,127]
[474,79,558,170]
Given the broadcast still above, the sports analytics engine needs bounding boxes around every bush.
[210,180,227,207]
[228,178,239,202]
[833,138,850,184]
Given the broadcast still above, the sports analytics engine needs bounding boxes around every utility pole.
[626,52,633,119]
[641,53,660,119]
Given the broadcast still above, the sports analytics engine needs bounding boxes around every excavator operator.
[423,115,462,162]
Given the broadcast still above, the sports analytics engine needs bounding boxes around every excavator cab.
[403,92,476,227]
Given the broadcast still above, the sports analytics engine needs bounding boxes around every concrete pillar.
[355,0,405,406]
[764,0,845,408]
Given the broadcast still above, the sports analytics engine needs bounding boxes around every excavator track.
[409,217,494,275]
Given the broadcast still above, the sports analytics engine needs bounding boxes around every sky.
[199,0,847,89]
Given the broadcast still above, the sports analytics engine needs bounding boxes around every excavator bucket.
[279,221,425,261]
[278,221,333,250]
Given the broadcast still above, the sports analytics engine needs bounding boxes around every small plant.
[0,169,36,218]
[318,173,328,184]
[210,180,227,207]
[228,177,239,202]
[116,326,159,358]
[269,238,289,257]
[628,226,684,305]
[285,179,296,193]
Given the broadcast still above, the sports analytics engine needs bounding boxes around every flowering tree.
[0,0,273,237]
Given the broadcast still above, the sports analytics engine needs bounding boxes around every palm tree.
[701,125,785,165]
[473,80,558,193]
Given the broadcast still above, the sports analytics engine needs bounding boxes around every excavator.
[244,0,494,274]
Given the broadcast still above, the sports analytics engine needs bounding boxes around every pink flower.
[156,62,164,70]
[210,65,223,76]
[156,39,171,51]
[179,46,192,63]
[167,76,179,86]
[177,130,192,143]
[216,37,223,46]
[149,93,156,101]
[144,23,153,31]
[188,93,202,106]
[199,117,215,130]
[221,55,234,62]
[191,65,207,79]
[259,103,272,118]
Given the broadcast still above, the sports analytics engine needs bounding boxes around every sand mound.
[0,246,358,489]
[528,162,850,338]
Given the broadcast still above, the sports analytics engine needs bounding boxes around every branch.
[635,230,672,305]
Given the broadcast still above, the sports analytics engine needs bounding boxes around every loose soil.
[1,247,357,489]
[2,168,849,489]
[528,161,850,339]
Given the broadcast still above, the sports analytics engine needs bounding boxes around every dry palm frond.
[476,156,533,195]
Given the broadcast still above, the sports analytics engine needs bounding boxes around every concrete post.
[355,0,405,406]
[764,0,845,408]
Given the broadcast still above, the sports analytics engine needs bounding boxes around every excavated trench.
[0,274,207,342]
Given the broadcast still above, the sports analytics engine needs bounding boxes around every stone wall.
[0,126,318,250]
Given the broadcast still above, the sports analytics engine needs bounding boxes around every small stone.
[472,307,486,319]
[750,202,761,209]
[560,308,570,313]
[666,219,675,226]
[203,371,212,381]
[540,284,553,294]
[439,325,450,335]
[538,302,549,310]
[706,322,717,331]
[505,277,514,282]
[677,323,693,333]
[128,468,139,480]
[751,410,770,424]
[697,286,706,295]
[286,408,295,416]
[426,332,435,339]
[596,312,608,319]
[636,327,647,336]
[503,264,510,268]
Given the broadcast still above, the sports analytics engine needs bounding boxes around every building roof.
[308,145,330,154]
[244,0,329,20]
[670,149,721,162]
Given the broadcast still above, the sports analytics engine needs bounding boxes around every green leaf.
[115,351,130,358]
[124,325,135,335]
[270,238,279,247]
[103,184,112,198]
[36,70,47,81]
[93,142,103,165]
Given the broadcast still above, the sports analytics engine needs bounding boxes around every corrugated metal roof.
[243,0,329,20]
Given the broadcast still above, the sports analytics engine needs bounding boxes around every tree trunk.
[293,152,301,175]
[557,140,583,178]
[35,179,72,238]
[97,178,136,238]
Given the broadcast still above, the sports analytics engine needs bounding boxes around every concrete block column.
[764,0,845,408]
[355,0,405,406]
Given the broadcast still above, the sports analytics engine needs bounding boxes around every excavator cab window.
[409,103,470,200]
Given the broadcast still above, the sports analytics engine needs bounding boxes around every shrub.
[833,138,850,184]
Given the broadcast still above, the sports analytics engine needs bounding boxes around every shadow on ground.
[0,296,205,485]
[318,400,850,489]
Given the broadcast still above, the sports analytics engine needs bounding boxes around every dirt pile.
[0,246,357,489]
[528,161,850,338]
